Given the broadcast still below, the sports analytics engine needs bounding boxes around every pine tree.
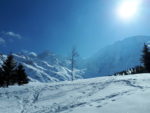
[1,55,16,87]
[0,67,4,87]
[0,54,29,87]
[16,64,29,85]
[141,44,150,72]
[0,54,4,87]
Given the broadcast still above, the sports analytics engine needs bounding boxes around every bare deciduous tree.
[70,47,78,81]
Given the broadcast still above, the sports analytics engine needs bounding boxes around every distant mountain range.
[0,51,84,82]
[0,36,150,82]
[84,36,150,78]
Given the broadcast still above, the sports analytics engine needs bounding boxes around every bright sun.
[117,0,141,20]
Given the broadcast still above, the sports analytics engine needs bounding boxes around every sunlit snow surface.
[0,74,150,113]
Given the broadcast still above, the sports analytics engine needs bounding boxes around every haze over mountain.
[84,36,150,78]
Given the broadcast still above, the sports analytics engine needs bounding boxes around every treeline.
[113,66,145,76]
[113,44,150,76]
[0,55,29,87]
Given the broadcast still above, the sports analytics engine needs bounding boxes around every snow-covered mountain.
[1,36,149,82]
[84,36,150,78]
[0,51,84,82]
[1,73,150,113]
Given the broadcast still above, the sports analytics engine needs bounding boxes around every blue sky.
[0,0,150,57]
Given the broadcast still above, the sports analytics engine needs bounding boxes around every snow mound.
[0,74,150,113]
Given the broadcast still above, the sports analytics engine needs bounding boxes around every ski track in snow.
[0,74,150,113]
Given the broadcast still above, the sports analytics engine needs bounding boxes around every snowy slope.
[85,36,150,78]
[0,51,84,82]
[0,74,150,113]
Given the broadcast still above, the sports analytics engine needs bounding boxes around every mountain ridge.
[84,36,150,78]
[0,51,84,82]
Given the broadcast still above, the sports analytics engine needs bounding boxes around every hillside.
[0,74,150,113]
[0,51,84,82]
[85,36,150,78]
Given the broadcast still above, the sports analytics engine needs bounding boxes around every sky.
[0,0,150,58]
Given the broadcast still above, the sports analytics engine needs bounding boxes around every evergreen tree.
[0,67,4,87]
[0,54,29,87]
[16,64,29,85]
[1,55,16,87]
[141,44,150,72]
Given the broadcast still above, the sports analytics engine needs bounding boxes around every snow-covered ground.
[1,74,150,113]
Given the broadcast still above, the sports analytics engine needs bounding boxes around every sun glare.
[117,0,141,20]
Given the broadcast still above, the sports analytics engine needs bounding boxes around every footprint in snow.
[96,105,102,108]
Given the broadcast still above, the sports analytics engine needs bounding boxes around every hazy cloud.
[0,31,23,45]
[5,31,22,39]
[0,37,5,45]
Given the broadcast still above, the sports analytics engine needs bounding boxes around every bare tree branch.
[70,47,78,81]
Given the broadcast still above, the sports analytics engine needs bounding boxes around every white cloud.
[0,37,5,44]
[0,31,23,44]
[5,31,22,39]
